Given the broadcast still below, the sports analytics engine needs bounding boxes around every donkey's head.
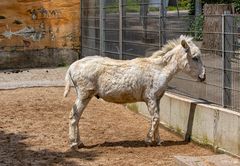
[177,35,206,82]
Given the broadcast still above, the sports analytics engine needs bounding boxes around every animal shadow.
[84,139,189,149]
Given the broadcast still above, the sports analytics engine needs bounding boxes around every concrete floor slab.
[174,154,240,166]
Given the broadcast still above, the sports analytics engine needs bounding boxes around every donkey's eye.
[192,57,198,62]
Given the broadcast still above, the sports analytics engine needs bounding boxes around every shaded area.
[84,140,189,149]
[184,102,197,142]
[0,130,100,166]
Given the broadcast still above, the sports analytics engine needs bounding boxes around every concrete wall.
[127,92,240,157]
[0,0,80,69]
[0,48,78,69]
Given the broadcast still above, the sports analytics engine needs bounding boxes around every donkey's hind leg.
[69,94,91,149]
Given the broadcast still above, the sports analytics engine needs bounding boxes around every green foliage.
[105,0,240,14]
[167,0,189,11]
[149,7,159,12]
[105,0,140,13]
[233,0,240,13]
[189,15,204,41]
[127,5,140,12]
[188,0,195,15]
[178,0,189,8]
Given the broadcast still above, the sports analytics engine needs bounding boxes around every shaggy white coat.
[64,35,206,148]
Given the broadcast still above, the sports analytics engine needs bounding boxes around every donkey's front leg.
[145,99,161,146]
[153,117,162,146]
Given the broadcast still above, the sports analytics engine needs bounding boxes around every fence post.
[79,0,82,59]
[140,0,149,41]
[222,13,233,108]
[159,0,166,47]
[195,0,202,16]
[100,0,105,56]
[194,0,202,40]
[119,0,123,60]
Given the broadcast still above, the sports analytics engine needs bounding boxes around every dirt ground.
[0,87,214,166]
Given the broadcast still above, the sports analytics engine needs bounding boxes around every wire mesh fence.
[81,0,240,112]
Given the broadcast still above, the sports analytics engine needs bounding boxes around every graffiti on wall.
[3,26,44,41]
[0,0,80,50]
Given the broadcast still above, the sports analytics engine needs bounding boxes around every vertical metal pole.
[119,0,123,60]
[159,1,161,49]
[195,0,202,16]
[84,1,97,56]
[195,0,202,40]
[140,0,148,41]
[222,13,233,108]
[222,14,225,107]
[160,0,166,47]
[176,0,179,17]
[79,0,82,59]
[100,0,105,56]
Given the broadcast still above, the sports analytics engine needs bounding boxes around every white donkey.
[64,35,206,149]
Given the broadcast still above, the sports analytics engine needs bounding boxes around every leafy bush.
[233,0,240,13]
[189,15,204,41]
[167,0,189,11]
[178,0,189,8]
[188,0,195,15]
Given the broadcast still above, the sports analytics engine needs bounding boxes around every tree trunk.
[202,4,233,54]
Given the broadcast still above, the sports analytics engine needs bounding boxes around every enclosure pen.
[81,0,240,113]
[0,0,240,165]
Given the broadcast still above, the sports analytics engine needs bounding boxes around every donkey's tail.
[63,68,72,97]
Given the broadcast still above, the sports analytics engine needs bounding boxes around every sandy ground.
[0,87,214,166]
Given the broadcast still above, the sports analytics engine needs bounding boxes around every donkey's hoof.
[145,142,152,147]
[145,140,163,147]
[70,142,85,150]
[70,146,78,151]
[78,142,85,148]
[144,139,153,147]
[156,140,163,146]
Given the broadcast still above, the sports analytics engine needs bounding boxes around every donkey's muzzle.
[198,74,206,82]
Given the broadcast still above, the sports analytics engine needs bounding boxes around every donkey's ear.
[181,39,189,50]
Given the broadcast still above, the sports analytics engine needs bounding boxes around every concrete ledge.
[0,80,65,90]
[174,154,240,166]
[127,92,240,158]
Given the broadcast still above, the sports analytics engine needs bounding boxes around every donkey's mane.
[150,35,193,58]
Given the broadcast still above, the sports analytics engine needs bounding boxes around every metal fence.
[81,0,240,112]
